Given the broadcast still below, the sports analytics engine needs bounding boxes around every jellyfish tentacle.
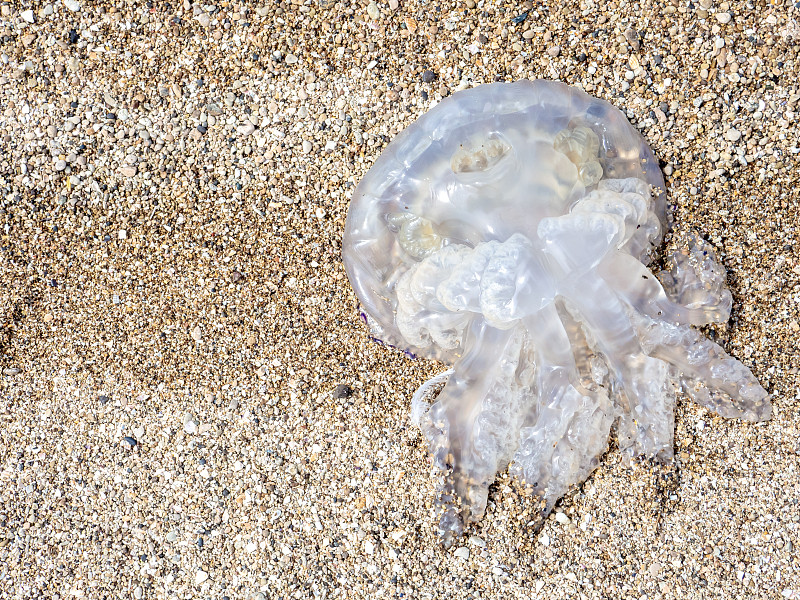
[633,313,770,422]
[658,234,733,322]
[599,251,731,326]
[511,304,615,518]
[416,318,527,545]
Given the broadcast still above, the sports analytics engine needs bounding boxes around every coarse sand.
[1,1,799,599]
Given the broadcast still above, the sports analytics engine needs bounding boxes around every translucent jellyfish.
[342,80,770,545]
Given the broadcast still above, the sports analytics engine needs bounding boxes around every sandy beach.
[1,0,799,598]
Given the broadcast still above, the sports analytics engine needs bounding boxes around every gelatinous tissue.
[342,80,770,545]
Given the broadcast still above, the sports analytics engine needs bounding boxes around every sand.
[1,0,799,598]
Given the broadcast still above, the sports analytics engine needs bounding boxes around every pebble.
[55,160,67,171]
[119,166,137,177]
[63,0,81,12]
[726,128,742,142]
[3,367,21,376]
[422,69,436,83]
[302,140,313,154]
[285,54,298,65]
[454,547,470,560]
[555,512,570,524]
[547,45,561,57]
[195,569,209,585]
[196,13,211,27]
[367,2,380,20]
[122,436,138,448]
[333,384,353,399]
[184,414,199,435]
[191,326,202,342]
[715,12,732,24]
[21,9,35,23]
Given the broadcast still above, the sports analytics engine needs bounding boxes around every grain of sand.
[1,1,799,598]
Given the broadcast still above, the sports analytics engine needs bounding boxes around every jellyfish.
[342,80,770,545]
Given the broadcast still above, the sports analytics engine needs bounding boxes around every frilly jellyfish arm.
[342,80,771,544]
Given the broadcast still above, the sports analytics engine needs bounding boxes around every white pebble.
[195,569,208,585]
[454,546,470,560]
[302,140,313,153]
[315,207,326,219]
[715,12,732,24]
[63,0,81,12]
[555,512,570,524]
[468,535,486,547]
[22,9,35,23]
[367,2,380,20]
[184,417,198,435]
[726,128,742,142]
[191,326,202,342]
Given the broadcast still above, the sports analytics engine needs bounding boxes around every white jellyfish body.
[342,80,770,545]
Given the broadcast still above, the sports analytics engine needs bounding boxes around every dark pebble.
[478,34,488,44]
[659,102,669,113]
[197,537,204,548]
[653,54,663,65]
[577,52,587,62]
[333,384,353,399]
[199,458,206,465]
[197,124,208,134]
[222,488,230,497]
[68,29,78,44]
[122,436,138,448]
[98,394,110,404]
[421,90,428,101]
[421,69,436,83]
[106,112,116,120]
[70,100,78,108]
[231,270,244,283]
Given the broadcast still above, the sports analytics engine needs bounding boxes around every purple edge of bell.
[359,309,418,359]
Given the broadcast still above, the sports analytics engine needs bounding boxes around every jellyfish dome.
[342,79,770,545]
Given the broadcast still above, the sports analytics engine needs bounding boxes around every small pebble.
[333,384,353,399]
[715,12,732,24]
[726,128,742,142]
[454,547,470,560]
[21,9,35,23]
[302,140,313,153]
[195,569,209,585]
[63,0,81,11]
[422,69,436,83]
[122,436,138,448]
[366,2,380,20]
